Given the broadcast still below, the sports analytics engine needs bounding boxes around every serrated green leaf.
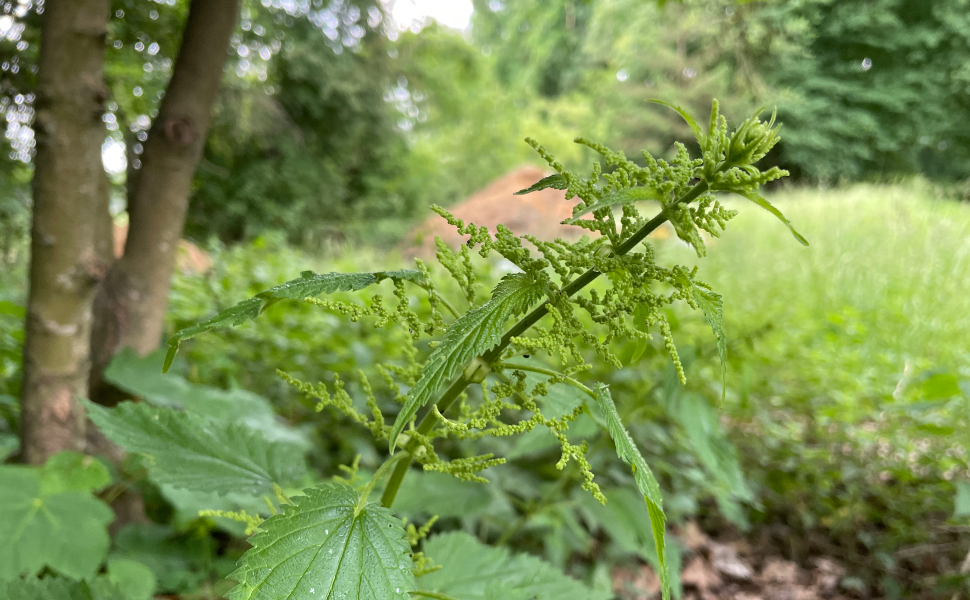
[564,187,666,224]
[418,531,609,600]
[732,189,809,246]
[513,173,568,195]
[0,458,113,580]
[227,482,414,600]
[106,348,307,448]
[86,400,305,496]
[650,99,704,146]
[592,385,670,600]
[389,273,546,451]
[164,269,424,371]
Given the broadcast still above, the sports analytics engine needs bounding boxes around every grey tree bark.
[20,0,112,464]
[89,0,240,404]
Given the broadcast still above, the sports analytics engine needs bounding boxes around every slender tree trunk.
[89,0,239,403]
[20,0,111,464]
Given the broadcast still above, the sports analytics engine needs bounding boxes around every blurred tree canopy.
[2,0,970,248]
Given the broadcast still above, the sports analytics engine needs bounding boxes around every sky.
[390,0,474,30]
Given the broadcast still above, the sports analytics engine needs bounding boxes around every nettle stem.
[380,180,711,508]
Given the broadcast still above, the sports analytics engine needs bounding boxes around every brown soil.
[612,523,852,600]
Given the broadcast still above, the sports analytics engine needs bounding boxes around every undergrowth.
[4,100,809,599]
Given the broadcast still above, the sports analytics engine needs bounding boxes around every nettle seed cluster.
[274,100,796,497]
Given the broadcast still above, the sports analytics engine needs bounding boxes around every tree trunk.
[89,0,239,403]
[20,0,111,464]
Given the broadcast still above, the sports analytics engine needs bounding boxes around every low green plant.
[81,100,803,600]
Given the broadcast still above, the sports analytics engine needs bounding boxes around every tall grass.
[660,181,970,414]
[655,181,970,595]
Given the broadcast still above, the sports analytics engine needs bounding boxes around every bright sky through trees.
[99,0,474,174]
[391,0,473,30]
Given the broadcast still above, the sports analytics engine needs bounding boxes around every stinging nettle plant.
[88,100,806,600]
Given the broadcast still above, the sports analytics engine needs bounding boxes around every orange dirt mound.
[403,165,589,257]
[112,222,212,274]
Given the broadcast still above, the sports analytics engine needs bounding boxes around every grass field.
[654,181,970,596]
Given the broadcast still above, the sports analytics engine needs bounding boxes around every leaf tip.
[162,341,178,373]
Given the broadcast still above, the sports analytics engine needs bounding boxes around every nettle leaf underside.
[164,269,425,371]
[86,400,305,497]
[389,272,546,451]
[593,385,670,600]
[228,482,414,600]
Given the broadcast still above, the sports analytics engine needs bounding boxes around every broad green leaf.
[649,99,704,146]
[0,453,114,580]
[227,482,414,600]
[393,471,494,519]
[418,531,609,600]
[389,273,546,451]
[164,269,424,371]
[38,451,111,495]
[86,400,305,496]
[733,189,809,246]
[564,187,666,224]
[673,271,727,402]
[513,173,568,195]
[106,348,307,448]
[100,558,156,600]
[592,385,670,600]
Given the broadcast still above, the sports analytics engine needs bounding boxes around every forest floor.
[612,523,850,600]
